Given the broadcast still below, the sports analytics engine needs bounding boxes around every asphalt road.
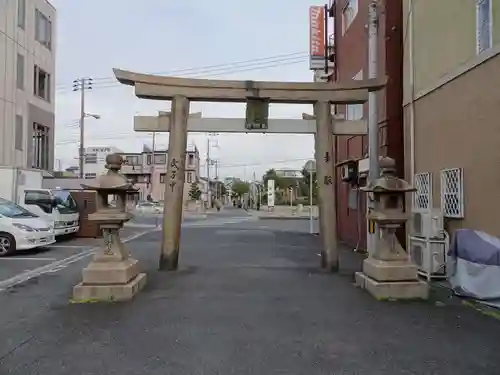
[1,213,500,374]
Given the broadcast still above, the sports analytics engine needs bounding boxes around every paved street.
[1,212,500,374]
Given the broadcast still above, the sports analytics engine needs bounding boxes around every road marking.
[0,229,154,292]
[0,257,57,261]
[47,245,92,248]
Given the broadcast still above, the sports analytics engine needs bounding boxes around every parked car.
[135,201,163,215]
[0,198,56,256]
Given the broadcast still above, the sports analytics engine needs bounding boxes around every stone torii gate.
[113,69,384,271]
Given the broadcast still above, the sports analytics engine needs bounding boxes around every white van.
[22,189,79,237]
[0,198,56,256]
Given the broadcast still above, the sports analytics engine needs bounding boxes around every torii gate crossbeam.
[134,116,368,135]
[113,68,385,272]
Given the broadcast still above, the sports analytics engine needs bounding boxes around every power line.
[55,55,308,93]
[200,158,313,169]
[55,51,308,90]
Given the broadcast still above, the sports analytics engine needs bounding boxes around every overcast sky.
[51,0,316,180]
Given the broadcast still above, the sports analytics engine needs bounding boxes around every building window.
[440,168,464,218]
[342,0,358,35]
[188,153,194,166]
[84,153,97,164]
[160,174,166,183]
[413,172,432,210]
[35,9,52,49]
[138,175,150,183]
[154,154,166,164]
[124,155,140,165]
[17,0,26,29]
[84,173,96,179]
[187,172,193,183]
[32,123,50,170]
[15,115,23,151]
[476,0,492,54]
[346,70,363,120]
[33,65,51,101]
[16,54,25,90]
[147,154,152,165]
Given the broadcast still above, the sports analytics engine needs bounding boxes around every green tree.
[262,168,285,189]
[301,166,318,202]
[231,179,250,197]
[188,182,202,200]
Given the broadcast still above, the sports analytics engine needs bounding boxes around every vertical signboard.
[267,179,275,207]
[309,5,325,70]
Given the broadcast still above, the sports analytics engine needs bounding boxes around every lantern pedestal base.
[73,257,146,302]
[355,258,429,300]
[73,272,146,302]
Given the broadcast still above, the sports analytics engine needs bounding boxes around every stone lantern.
[355,157,428,300]
[72,153,147,302]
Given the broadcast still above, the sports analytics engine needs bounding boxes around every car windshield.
[51,190,78,214]
[0,198,38,218]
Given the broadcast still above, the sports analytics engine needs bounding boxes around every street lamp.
[79,113,100,178]
[84,113,100,119]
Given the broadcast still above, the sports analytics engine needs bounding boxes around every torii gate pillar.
[314,102,337,270]
[159,96,190,270]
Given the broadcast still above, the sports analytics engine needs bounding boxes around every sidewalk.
[253,205,319,220]
[1,226,499,374]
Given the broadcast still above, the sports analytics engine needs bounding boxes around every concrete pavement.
[0,216,500,374]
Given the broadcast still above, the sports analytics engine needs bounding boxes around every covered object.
[448,229,500,308]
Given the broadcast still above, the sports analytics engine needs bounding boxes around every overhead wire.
[55,51,308,89]
[55,53,309,93]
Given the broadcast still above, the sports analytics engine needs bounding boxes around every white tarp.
[447,229,500,308]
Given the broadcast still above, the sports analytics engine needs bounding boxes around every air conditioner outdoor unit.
[408,236,447,279]
[411,209,444,239]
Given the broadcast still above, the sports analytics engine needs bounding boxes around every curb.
[428,281,500,319]
[258,216,316,221]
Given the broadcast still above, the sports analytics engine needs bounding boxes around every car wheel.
[0,233,16,257]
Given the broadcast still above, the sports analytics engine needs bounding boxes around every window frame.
[342,0,358,35]
[35,8,52,50]
[345,69,364,120]
[15,115,24,151]
[16,53,25,90]
[476,0,493,55]
[33,65,51,102]
[17,0,26,29]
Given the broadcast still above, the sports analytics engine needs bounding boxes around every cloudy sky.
[51,0,317,180]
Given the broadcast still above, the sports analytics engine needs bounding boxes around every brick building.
[331,0,404,249]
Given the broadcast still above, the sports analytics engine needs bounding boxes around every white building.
[82,146,123,179]
[0,0,56,171]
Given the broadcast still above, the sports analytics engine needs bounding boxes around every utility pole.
[367,0,380,253]
[150,132,156,200]
[73,77,93,178]
[206,136,211,208]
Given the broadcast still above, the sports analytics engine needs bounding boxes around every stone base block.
[82,258,139,285]
[73,273,147,302]
[363,257,418,282]
[355,272,429,300]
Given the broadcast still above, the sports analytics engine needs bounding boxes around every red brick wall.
[333,0,403,249]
